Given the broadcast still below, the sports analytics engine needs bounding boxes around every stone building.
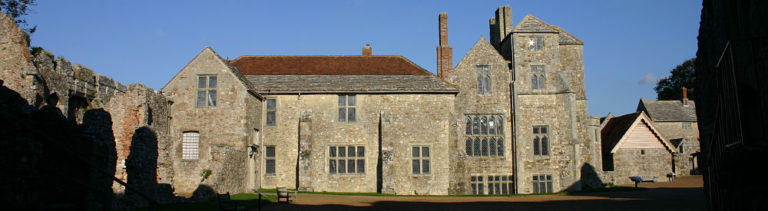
[636,93,700,176]
[599,112,677,185]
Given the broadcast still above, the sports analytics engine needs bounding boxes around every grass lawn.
[257,185,647,198]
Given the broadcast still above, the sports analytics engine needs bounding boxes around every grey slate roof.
[246,75,458,94]
[512,14,559,33]
[638,99,697,122]
[551,25,584,45]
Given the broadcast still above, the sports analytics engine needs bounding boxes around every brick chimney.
[489,5,513,48]
[437,12,453,79]
[362,44,372,56]
[682,87,689,106]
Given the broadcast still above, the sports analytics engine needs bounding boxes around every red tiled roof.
[229,55,433,76]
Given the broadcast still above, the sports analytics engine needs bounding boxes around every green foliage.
[655,58,696,100]
[1,0,36,34]
[200,169,212,182]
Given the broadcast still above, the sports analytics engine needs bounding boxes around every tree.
[1,0,36,33]
[655,58,695,100]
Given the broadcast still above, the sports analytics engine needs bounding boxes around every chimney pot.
[363,44,372,56]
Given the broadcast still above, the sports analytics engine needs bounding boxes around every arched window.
[497,138,504,156]
[474,138,481,156]
[489,138,497,156]
[538,75,545,90]
[484,76,491,94]
[466,116,472,135]
[541,136,549,156]
[488,116,496,135]
[532,75,538,90]
[481,117,488,135]
[482,139,489,156]
[473,117,479,135]
[478,76,484,94]
[466,139,472,155]
[497,115,504,135]
[533,136,541,156]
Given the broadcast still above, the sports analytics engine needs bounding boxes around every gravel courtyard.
[260,176,704,211]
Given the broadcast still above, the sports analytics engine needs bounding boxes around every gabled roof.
[637,98,697,122]
[162,47,262,99]
[230,55,433,76]
[601,111,677,154]
[512,14,559,33]
[550,25,584,45]
[453,36,506,74]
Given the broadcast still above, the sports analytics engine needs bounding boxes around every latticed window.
[476,65,491,95]
[488,175,515,195]
[465,114,504,157]
[471,176,484,194]
[531,65,545,90]
[338,95,356,122]
[265,146,276,174]
[412,146,430,174]
[533,125,549,156]
[266,99,276,126]
[182,132,199,160]
[197,75,217,107]
[329,146,364,174]
[532,174,553,193]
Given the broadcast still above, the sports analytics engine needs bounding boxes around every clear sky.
[24,0,701,117]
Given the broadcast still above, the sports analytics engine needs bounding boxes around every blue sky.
[25,0,701,117]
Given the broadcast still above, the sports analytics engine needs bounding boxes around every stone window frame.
[412,145,431,175]
[532,174,553,193]
[470,175,485,194]
[476,64,492,95]
[533,125,550,157]
[465,114,505,158]
[531,65,546,90]
[329,145,365,175]
[266,98,277,126]
[487,175,515,195]
[338,95,357,122]
[196,75,217,107]
[265,145,276,175]
[182,131,200,160]
[528,36,544,51]
[682,122,692,130]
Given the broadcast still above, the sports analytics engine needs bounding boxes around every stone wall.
[603,148,673,185]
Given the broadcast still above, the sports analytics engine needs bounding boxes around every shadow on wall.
[566,163,605,191]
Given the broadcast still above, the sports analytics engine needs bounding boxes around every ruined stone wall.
[603,148,673,185]
[445,37,514,195]
[673,138,701,176]
[0,12,37,102]
[162,49,257,194]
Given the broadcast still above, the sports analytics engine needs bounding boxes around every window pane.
[540,183,547,193]
[466,139,472,156]
[533,182,539,193]
[198,76,206,88]
[498,138,504,156]
[197,91,206,107]
[266,111,275,126]
[474,139,481,156]
[208,90,216,106]
[348,146,355,157]
[532,75,538,89]
[489,117,495,134]
[490,139,496,156]
[266,146,275,157]
[329,160,336,174]
[182,132,199,160]
[478,76,484,94]
[478,184,484,194]
[502,183,508,194]
[357,159,364,173]
[537,37,543,50]
[412,146,420,157]
[267,99,276,110]
[481,117,488,135]
[484,76,491,93]
[534,137,540,155]
[338,95,346,106]
[542,137,549,156]
[489,182,494,194]
[338,160,346,173]
[208,76,217,88]
[338,108,346,122]
[266,159,275,174]
[482,139,489,156]
[538,76,545,89]
[498,116,504,134]
[422,147,429,157]
[357,146,364,157]
[338,146,346,157]
[412,159,420,174]
[422,160,430,174]
[348,159,355,173]
[473,117,479,134]
[348,108,356,122]
[541,126,548,134]
[471,176,477,182]
[533,126,539,134]
[329,146,336,157]
[472,184,477,195]
[348,95,356,106]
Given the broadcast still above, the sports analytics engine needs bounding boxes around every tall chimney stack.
[489,5,513,48]
[437,12,453,79]
[682,87,689,106]
[362,44,372,56]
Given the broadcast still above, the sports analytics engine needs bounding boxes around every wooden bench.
[217,192,244,211]
[276,187,297,203]
[629,176,656,188]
